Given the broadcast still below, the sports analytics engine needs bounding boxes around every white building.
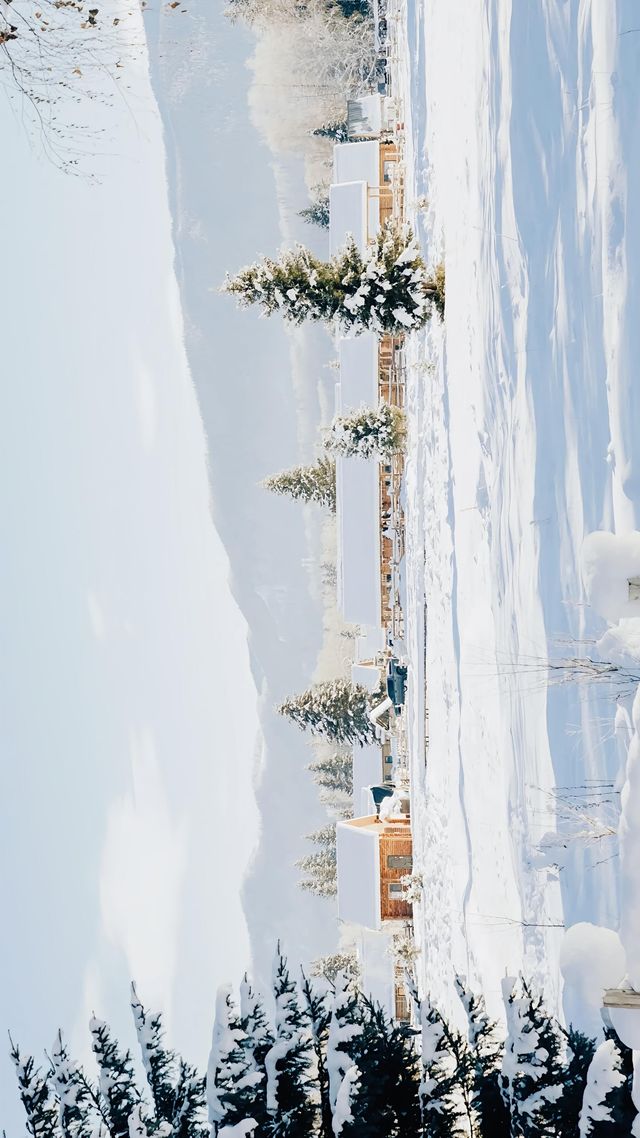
[329,140,382,257]
[335,336,382,629]
[346,95,396,140]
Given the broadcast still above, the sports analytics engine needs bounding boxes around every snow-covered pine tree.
[500,976,567,1138]
[10,1041,60,1138]
[308,752,353,796]
[454,975,510,1137]
[89,1017,142,1138]
[264,948,318,1137]
[556,1027,596,1137]
[340,999,422,1138]
[300,972,332,1138]
[278,679,378,745]
[298,186,330,230]
[239,975,274,1103]
[311,120,349,142]
[51,1032,104,1138]
[262,457,336,511]
[326,970,362,1135]
[325,404,406,459]
[296,825,338,895]
[404,978,467,1138]
[579,1033,636,1136]
[131,984,206,1138]
[208,987,261,1137]
[223,222,442,337]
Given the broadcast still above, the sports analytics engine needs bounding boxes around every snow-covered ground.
[398,0,640,1029]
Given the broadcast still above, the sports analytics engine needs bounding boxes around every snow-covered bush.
[400,872,423,904]
[224,222,443,337]
[311,951,361,988]
[389,931,420,968]
[325,403,406,459]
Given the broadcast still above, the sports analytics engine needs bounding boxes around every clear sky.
[0,7,264,1126]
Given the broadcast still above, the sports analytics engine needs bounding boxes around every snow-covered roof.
[352,742,384,818]
[347,95,385,139]
[336,819,381,930]
[333,142,380,240]
[329,181,368,257]
[338,335,378,411]
[355,625,386,662]
[336,455,381,627]
[357,928,396,1018]
[351,663,381,692]
[334,140,380,186]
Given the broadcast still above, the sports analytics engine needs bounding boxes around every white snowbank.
[582,532,640,624]
[597,621,640,669]
[560,923,625,1037]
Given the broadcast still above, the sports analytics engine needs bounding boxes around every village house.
[337,815,413,1025]
[336,814,412,930]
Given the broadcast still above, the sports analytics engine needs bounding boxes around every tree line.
[9,953,636,1137]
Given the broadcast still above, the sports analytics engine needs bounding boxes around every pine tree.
[341,999,422,1138]
[579,1033,636,1136]
[263,457,336,511]
[454,975,510,1137]
[10,1041,60,1138]
[325,403,406,459]
[130,984,206,1138]
[311,120,349,142]
[557,1027,596,1137]
[264,948,318,1137]
[326,972,362,1137]
[278,679,379,746]
[405,983,466,1133]
[299,186,330,230]
[239,975,274,1113]
[500,977,566,1138]
[51,1032,106,1138]
[208,987,254,1136]
[308,752,353,795]
[300,972,332,1137]
[89,1017,142,1138]
[223,222,442,336]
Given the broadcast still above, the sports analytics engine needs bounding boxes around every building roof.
[337,818,381,930]
[358,927,396,1018]
[329,181,368,257]
[338,335,378,410]
[347,95,385,139]
[336,455,381,627]
[333,142,380,241]
[352,742,384,818]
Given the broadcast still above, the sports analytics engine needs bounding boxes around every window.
[388,882,404,897]
[387,855,413,870]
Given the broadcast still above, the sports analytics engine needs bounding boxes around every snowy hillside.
[397,0,640,1029]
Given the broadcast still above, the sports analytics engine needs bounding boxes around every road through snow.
[399,0,640,1027]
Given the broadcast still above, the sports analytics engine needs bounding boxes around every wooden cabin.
[337,815,413,930]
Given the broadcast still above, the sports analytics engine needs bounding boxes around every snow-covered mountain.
[143,0,339,985]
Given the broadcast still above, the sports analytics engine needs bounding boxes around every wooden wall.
[379,824,413,921]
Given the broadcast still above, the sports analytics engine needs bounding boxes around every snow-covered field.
[398,0,640,1029]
